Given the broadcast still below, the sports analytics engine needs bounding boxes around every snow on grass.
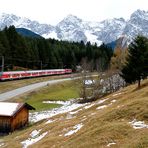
[45,119,55,124]
[96,105,107,110]
[117,105,124,109]
[96,98,117,110]
[42,100,70,105]
[30,98,115,123]
[107,142,116,147]
[84,103,95,109]
[81,116,87,122]
[96,98,109,105]
[66,108,84,119]
[66,113,75,120]
[81,118,87,122]
[30,129,42,138]
[69,108,83,115]
[90,112,96,116]
[64,123,84,137]
[129,119,148,129]
[0,143,4,147]
[21,130,48,148]
[96,98,109,110]
[29,100,85,123]
[112,92,122,97]
[111,100,116,103]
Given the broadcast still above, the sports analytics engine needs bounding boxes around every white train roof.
[1,69,66,74]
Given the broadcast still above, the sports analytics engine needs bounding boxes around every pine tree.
[121,35,148,88]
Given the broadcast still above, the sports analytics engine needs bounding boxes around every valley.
[0,4,148,148]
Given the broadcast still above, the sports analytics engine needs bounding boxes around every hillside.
[16,28,42,38]
[0,79,147,147]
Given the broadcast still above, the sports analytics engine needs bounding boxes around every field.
[12,80,80,111]
[0,78,147,148]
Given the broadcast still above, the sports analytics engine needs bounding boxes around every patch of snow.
[112,93,122,97]
[84,103,95,109]
[96,98,117,110]
[129,119,148,129]
[21,132,48,148]
[96,105,107,110]
[45,119,55,124]
[111,100,116,103]
[81,118,87,122]
[42,31,59,39]
[84,80,95,85]
[0,143,4,147]
[66,113,76,120]
[69,108,83,115]
[107,142,116,147]
[96,98,109,105]
[85,30,102,46]
[81,116,87,121]
[64,123,83,136]
[117,105,124,109]
[90,112,96,116]
[69,111,78,115]
[30,100,85,123]
[30,129,42,138]
[43,100,70,105]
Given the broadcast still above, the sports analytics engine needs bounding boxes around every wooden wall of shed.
[11,107,29,131]
[0,116,11,133]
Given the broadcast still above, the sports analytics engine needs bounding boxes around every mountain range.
[0,9,148,46]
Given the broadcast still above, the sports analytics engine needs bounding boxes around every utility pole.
[41,61,42,70]
[1,56,4,73]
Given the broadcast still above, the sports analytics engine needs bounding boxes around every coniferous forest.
[0,26,113,71]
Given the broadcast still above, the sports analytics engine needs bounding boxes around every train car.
[0,69,72,81]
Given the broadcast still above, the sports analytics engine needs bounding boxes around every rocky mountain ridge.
[0,9,148,46]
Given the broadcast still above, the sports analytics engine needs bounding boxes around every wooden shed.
[0,102,35,133]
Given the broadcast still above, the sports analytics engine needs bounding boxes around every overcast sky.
[0,0,148,25]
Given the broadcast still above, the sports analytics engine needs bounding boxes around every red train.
[0,69,72,81]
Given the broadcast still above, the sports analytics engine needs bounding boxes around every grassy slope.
[10,79,80,111]
[1,79,148,148]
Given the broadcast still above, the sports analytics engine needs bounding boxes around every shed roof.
[0,102,35,117]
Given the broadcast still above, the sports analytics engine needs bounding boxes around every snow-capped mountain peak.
[61,14,82,24]
[0,9,148,46]
[0,13,55,35]
[130,9,148,20]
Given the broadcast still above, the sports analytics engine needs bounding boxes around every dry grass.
[0,79,148,148]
